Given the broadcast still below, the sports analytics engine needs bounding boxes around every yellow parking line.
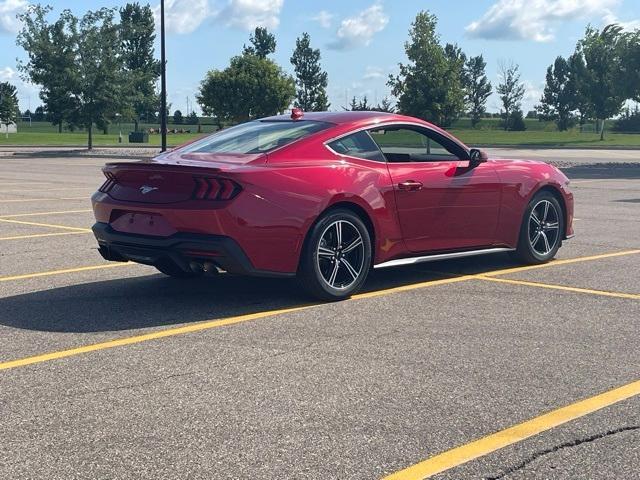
[483,250,640,277]
[0,249,637,371]
[0,196,87,203]
[0,209,92,218]
[0,182,53,187]
[0,305,313,372]
[382,380,640,480]
[0,218,92,232]
[477,276,640,300]
[0,275,474,372]
[0,262,134,283]
[0,186,92,193]
[0,231,91,241]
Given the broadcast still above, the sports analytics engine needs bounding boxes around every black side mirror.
[469,148,488,166]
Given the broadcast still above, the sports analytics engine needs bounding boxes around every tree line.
[5,5,640,147]
[537,25,640,139]
[15,3,159,148]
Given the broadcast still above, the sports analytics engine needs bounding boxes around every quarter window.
[327,131,386,162]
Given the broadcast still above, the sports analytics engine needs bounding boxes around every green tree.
[173,109,183,124]
[618,29,640,102]
[198,53,295,122]
[120,2,160,132]
[374,97,395,113]
[536,56,577,131]
[463,55,492,127]
[388,11,465,126]
[243,27,276,58]
[0,82,19,135]
[290,32,329,111]
[578,25,626,140]
[185,111,199,125]
[442,43,466,126]
[67,8,125,149]
[17,5,78,133]
[33,106,45,121]
[496,61,525,131]
[567,52,591,127]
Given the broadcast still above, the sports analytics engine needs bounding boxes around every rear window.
[181,120,332,154]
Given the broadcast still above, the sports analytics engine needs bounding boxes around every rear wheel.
[514,191,564,264]
[299,209,372,301]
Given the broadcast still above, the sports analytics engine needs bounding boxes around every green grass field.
[1,118,639,148]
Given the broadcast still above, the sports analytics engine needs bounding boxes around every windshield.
[181,120,333,155]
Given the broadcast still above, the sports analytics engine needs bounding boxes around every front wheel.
[299,209,372,301]
[514,192,564,264]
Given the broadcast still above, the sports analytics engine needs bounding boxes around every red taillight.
[192,177,241,201]
[99,171,117,193]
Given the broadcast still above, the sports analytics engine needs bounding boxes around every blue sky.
[1,0,639,115]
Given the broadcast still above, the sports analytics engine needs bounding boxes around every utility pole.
[160,0,167,152]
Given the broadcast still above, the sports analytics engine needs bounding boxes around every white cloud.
[0,66,17,81]
[0,0,28,35]
[466,0,620,42]
[603,10,640,31]
[218,0,284,31]
[363,66,385,80]
[154,0,212,35]
[523,80,544,111]
[328,3,389,51]
[312,10,333,29]
[0,65,41,111]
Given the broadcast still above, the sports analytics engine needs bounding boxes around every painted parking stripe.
[0,275,475,372]
[0,249,638,371]
[477,276,640,300]
[481,250,640,277]
[0,196,87,203]
[0,209,92,219]
[382,380,640,480]
[0,218,92,232]
[0,186,93,193]
[0,262,134,283]
[0,231,91,241]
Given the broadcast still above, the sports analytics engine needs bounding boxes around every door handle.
[398,180,423,191]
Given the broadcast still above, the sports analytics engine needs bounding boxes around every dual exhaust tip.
[189,260,221,275]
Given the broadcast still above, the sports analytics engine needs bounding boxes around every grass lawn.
[1,119,639,149]
[452,130,640,148]
[0,131,204,147]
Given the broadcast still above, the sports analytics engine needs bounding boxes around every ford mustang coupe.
[92,110,574,300]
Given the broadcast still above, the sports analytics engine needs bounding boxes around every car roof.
[260,110,468,151]
[262,110,418,126]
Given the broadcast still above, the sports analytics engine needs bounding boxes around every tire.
[514,191,564,264]
[155,261,202,278]
[299,209,372,301]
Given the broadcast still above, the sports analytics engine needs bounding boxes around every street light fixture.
[160,0,167,152]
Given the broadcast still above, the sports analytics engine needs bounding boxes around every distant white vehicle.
[1,122,17,134]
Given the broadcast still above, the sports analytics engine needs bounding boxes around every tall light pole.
[160,0,167,152]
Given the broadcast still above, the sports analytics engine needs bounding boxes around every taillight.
[192,177,241,201]
[99,171,117,193]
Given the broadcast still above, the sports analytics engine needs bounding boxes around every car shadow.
[0,253,519,334]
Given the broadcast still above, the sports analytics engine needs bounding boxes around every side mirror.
[469,148,488,166]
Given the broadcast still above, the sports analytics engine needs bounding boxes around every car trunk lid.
[101,152,263,204]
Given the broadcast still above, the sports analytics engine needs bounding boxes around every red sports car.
[92,111,574,300]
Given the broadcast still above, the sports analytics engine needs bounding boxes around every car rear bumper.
[92,222,294,278]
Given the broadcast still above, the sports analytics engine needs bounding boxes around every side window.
[327,131,386,162]
[369,126,465,162]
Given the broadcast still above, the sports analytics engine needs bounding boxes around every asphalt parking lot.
[0,153,638,479]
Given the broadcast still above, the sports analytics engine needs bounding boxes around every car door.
[370,124,501,253]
